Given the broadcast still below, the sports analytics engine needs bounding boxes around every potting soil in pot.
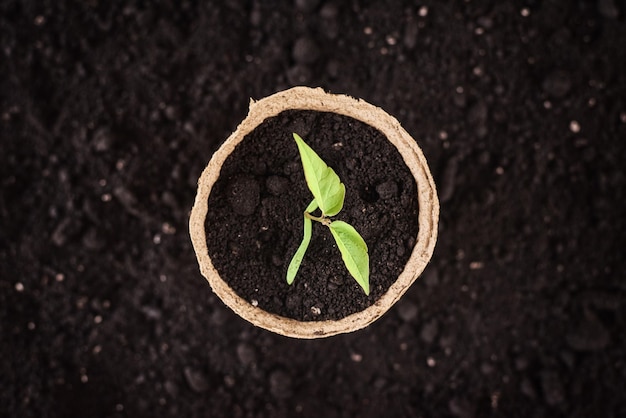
[206,110,419,321]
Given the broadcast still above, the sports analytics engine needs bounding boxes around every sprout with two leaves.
[286,133,370,295]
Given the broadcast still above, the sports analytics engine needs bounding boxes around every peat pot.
[189,87,439,339]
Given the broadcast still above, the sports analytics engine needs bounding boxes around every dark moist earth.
[206,110,418,321]
[2,1,626,418]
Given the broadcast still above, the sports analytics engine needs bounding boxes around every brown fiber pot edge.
[189,86,439,339]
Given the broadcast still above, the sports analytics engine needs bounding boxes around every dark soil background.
[206,110,418,321]
[1,1,625,417]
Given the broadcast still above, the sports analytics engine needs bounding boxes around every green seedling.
[286,133,370,295]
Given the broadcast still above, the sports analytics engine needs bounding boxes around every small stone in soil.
[350,352,363,362]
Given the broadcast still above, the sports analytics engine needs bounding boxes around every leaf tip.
[286,255,301,285]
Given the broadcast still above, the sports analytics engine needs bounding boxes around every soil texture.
[2,1,626,417]
[206,110,418,321]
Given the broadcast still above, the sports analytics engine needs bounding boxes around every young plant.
[286,133,370,295]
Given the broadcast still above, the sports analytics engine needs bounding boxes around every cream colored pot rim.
[189,86,439,339]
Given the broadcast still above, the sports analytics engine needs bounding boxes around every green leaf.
[293,133,345,217]
[328,220,370,295]
[286,199,318,284]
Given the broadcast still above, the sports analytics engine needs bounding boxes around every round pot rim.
[189,86,439,338]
